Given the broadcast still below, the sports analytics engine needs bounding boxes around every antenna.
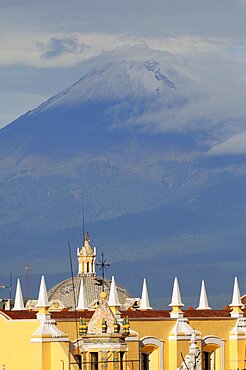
[67,242,81,368]
[9,272,12,301]
[68,242,79,340]
[25,260,29,301]
[82,207,85,244]
[96,252,110,291]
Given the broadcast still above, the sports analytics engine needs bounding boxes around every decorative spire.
[229,277,243,318]
[77,278,88,310]
[169,277,184,307]
[140,278,152,310]
[169,277,184,318]
[37,275,50,308]
[12,278,26,311]
[108,276,120,309]
[230,277,243,307]
[197,280,211,310]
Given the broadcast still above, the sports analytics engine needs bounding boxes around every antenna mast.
[25,260,29,301]
[96,252,110,292]
[9,271,12,301]
[82,207,85,243]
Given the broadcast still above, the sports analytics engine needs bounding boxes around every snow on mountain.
[34,59,184,113]
[0,48,195,159]
[0,45,245,306]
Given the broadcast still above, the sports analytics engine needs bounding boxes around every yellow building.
[0,234,245,370]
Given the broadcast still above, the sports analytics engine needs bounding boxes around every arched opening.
[140,337,164,370]
[202,336,225,370]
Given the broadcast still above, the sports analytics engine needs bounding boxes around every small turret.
[36,275,50,321]
[77,232,96,276]
[77,278,88,310]
[108,276,121,314]
[229,277,243,318]
[31,274,68,342]
[12,278,26,311]
[37,275,50,308]
[197,280,211,310]
[140,278,152,310]
[169,277,184,318]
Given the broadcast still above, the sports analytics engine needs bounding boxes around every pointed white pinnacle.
[229,277,243,307]
[37,275,50,308]
[12,278,26,311]
[169,277,184,307]
[77,278,88,310]
[140,278,152,310]
[197,280,211,310]
[108,276,120,307]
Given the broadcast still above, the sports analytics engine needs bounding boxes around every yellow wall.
[0,313,245,370]
[0,316,38,370]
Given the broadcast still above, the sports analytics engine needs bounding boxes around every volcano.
[0,46,245,307]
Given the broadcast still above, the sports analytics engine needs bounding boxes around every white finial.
[140,278,152,310]
[108,276,120,307]
[191,329,197,343]
[229,277,243,307]
[169,277,184,307]
[12,278,26,311]
[197,280,211,310]
[77,278,88,310]
[37,275,50,308]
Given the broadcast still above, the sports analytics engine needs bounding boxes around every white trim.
[140,336,164,369]
[202,336,225,370]
[230,335,246,339]
[169,336,196,341]
[31,337,69,343]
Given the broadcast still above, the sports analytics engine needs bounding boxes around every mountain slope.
[0,57,191,158]
[0,47,245,306]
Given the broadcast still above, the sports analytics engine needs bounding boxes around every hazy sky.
[1,0,246,153]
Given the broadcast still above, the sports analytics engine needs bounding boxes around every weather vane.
[95,252,110,291]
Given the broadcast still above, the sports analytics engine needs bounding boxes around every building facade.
[0,235,245,370]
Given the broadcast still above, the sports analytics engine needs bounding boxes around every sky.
[1,0,246,154]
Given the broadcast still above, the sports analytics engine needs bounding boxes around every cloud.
[38,36,90,59]
[91,45,246,150]
[0,0,246,151]
[1,0,246,40]
[1,42,246,153]
[207,132,246,156]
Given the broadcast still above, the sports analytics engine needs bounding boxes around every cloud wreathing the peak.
[207,132,246,156]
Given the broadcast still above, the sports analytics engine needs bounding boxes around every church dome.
[48,275,132,310]
[48,232,132,310]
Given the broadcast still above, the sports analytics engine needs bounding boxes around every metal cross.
[95,252,110,291]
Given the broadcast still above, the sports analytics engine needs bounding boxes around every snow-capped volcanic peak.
[36,60,178,112]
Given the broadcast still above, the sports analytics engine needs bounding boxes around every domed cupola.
[77,232,96,276]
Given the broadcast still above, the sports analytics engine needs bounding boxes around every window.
[120,352,124,370]
[91,352,98,370]
[142,353,149,370]
[203,352,211,370]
